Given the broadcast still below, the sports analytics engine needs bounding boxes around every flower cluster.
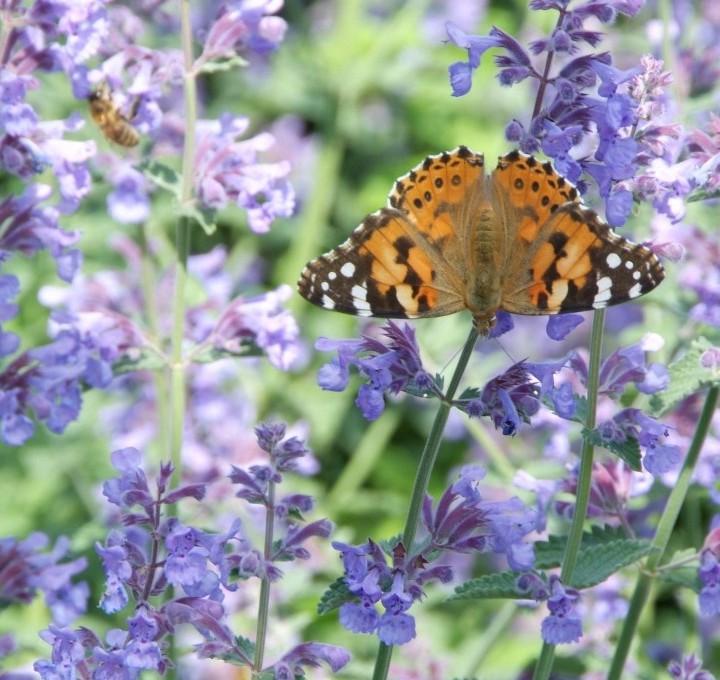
[446,1,682,227]
[315,321,438,421]
[668,653,718,680]
[0,533,88,628]
[457,361,542,436]
[334,467,536,645]
[35,423,349,678]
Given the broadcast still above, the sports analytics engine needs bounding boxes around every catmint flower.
[555,461,635,522]
[698,548,720,616]
[199,0,288,67]
[210,284,301,371]
[269,642,351,677]
[335,467,536,645]
[569,333,668,396]
[668,653,718,680]
[194,114,295,233]
[125,610,164,671]
[459,362,541,436]
[540,576,583,644]
[0,534,88,627]
[315,321,439,421]
[546,314,584,341]
[604,408,680,475]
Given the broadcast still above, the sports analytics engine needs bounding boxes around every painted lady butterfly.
[298,147,664,334]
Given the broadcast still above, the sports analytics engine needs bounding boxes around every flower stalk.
[372,326,479,680]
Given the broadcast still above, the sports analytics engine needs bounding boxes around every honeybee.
[88,82,140,147]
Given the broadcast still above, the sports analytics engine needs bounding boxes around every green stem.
[607,385,720,680]
[253,476,277,675]
[533,309,605,680]
[167,0,197,477]
[372,326,480,680]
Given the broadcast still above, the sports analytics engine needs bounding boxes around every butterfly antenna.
[494,337,518,363]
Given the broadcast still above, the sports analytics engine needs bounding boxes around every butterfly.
[297,147,664,334]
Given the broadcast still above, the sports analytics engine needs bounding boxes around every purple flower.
[0,534,88,627]
[446,22,533,96]
[424,466,537,570]
[555,461,635,522]
[194,114,295,233]
[599,408,680,476]
[199,0,288,66]
[210,284,301,370]
[270,642,351,676]
[668,653,718,680]
[96,534,132,614]
[698,549,720,616]
[315,322,439,421]
[459,362,542,435]
[540,576,583,644]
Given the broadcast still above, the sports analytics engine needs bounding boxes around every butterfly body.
[298,147,664,334]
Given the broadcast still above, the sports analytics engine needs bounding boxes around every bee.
[88,82,140,147]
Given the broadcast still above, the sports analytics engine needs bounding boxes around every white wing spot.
[328,271,337,281]
[625,260,634,269]
[628,282,643,298]
[321,295,336,310]
[606,253,622,269]
[340,262,355,278]
[593,276,613,307]
[320,281,329,291]
[632,271,641,280]
[351,285,371,311]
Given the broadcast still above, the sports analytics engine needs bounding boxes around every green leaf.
[206,635,254,665]
[457,386,481,401]
[650,337,720,415]
[112,351,167,375]
[535,526,635,569]
[199,55,248,73]
[317,576,352,614]
[449,571,524,601]
[139,159,181,197]
[569,540,657,589]
[235,635,255,660]
[657,568,700,592]
[178,202,217,235]
[582,427,642,470]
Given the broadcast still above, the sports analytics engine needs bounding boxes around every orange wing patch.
[494,150,581,244]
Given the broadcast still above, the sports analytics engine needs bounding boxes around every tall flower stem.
[533,309,606,680]
[372,326,480,680]
[167,0,197,479]
[253,475,277,676]
[607,385,720,680]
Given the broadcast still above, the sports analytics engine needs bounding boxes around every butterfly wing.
[298,147,490,320]
[502,203,665,314]
[490,151,664,316]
